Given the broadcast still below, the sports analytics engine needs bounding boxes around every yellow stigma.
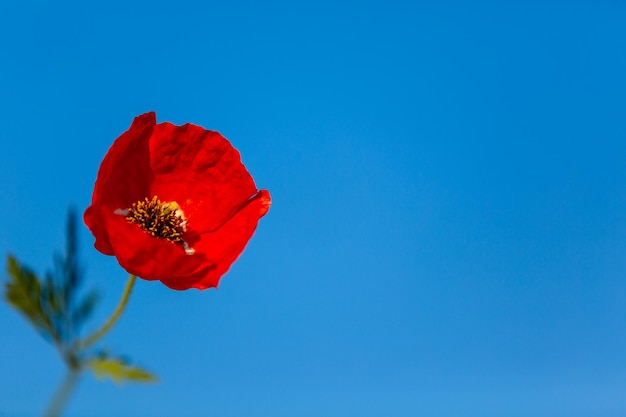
[126,196,185,243]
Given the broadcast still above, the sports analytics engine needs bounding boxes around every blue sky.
[1,1,626,416]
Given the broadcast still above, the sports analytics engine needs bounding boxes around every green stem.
[79,275,136,349]
[42,370,80,417]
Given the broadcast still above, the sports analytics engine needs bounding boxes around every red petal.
[161,189,271,289]
[147,122,259,233]
[105,212,216,286]
[85,112,156,253]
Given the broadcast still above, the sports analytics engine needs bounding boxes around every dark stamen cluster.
[126,196,184,243]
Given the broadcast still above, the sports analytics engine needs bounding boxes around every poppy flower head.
[84,112,271,290]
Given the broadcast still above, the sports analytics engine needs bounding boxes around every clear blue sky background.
[1,1,626,416]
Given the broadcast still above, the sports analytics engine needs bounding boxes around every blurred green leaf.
[4,255,55,340]
[4,210,99,353]
[86,357,158,385]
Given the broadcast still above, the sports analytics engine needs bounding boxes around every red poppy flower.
[84,112,271,290]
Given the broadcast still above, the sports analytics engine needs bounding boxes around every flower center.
[126,196,185,244]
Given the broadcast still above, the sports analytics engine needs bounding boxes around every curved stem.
[42,370,80,417]
[79,275,136,349]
